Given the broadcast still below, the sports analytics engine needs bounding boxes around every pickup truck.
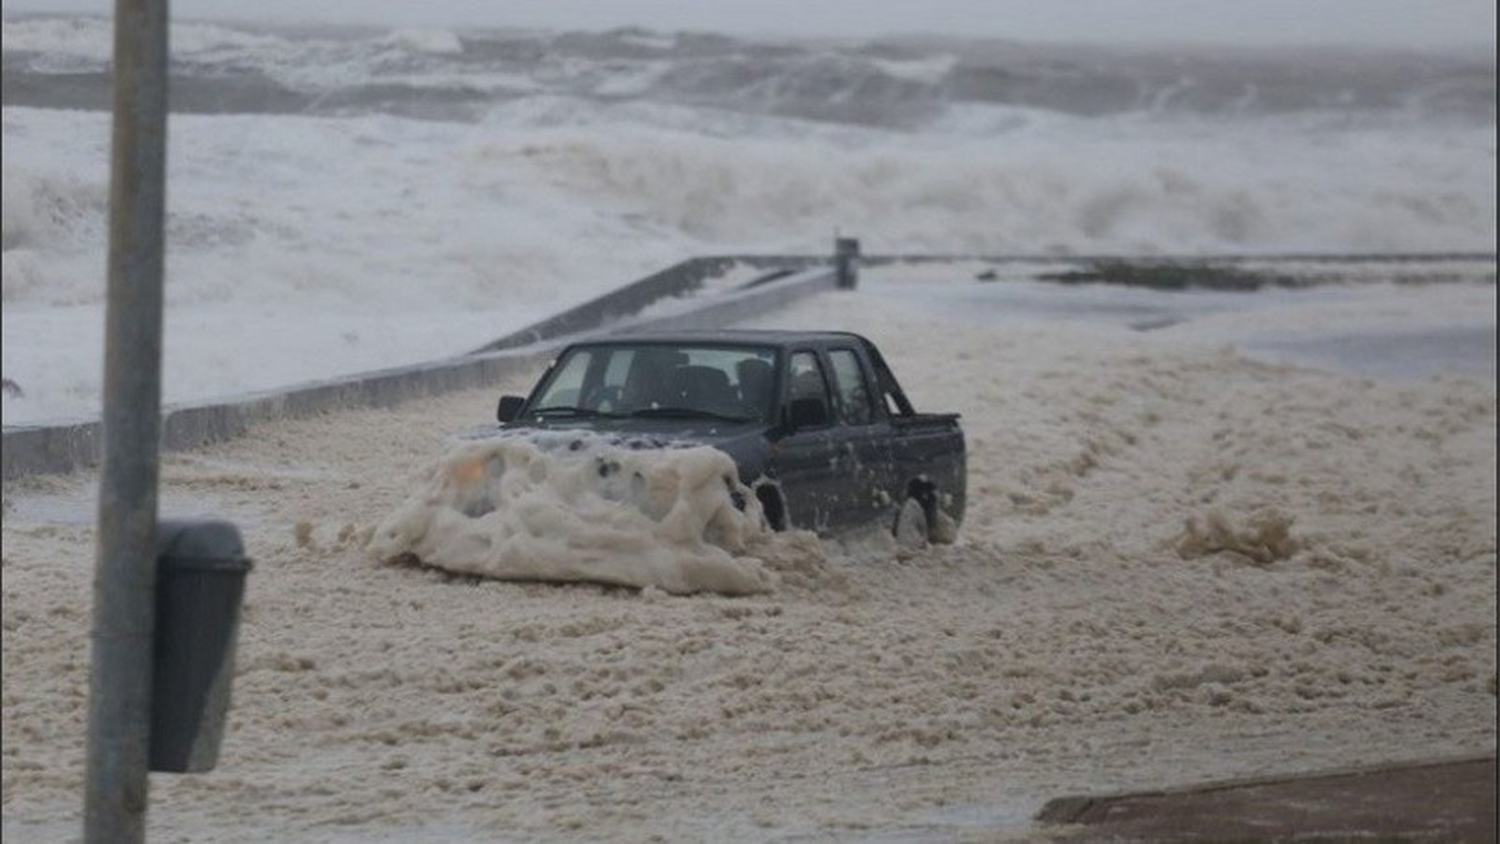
[495,330,965,544]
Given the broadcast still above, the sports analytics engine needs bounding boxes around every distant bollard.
[835,237,860,289]
[149,519,252,773]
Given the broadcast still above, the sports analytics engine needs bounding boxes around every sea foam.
[366,430,784,595]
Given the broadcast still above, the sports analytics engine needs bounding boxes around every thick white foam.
[4,280,1493,841]
[365,430,785,595]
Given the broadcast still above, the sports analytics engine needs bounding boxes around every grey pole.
[85,0,169,840]
[835,237,860,289]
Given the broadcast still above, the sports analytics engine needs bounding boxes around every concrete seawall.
[6,249,1491,481]
[2,265,841,480]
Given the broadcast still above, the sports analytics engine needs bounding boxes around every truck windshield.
[531,343,779,423]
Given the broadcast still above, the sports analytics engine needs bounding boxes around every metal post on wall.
[85,0,169,840]
[835,237,860,289]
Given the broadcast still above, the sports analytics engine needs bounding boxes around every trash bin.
[149,518,252,773]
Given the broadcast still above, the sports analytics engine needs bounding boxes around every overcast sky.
[2,0,1495,50]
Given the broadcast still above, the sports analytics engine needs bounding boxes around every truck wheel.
[755,484,787,532]
[894,497,929,551]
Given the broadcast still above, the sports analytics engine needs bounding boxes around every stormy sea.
[2,14,1494,422]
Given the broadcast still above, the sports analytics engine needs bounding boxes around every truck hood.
[470,418,775,483]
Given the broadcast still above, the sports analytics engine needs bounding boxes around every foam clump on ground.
[366,429,789,595]
[1173,508,1301,566]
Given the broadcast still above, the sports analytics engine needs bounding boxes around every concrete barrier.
[591,266,840,337]
[1,262,844,480]
[470,256,735,353]
[2,421,103,480]
[468,255,845,353]
[6,248,1490,481]
[2,348,549,481]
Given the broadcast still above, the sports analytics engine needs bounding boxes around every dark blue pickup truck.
[496,330,965,544]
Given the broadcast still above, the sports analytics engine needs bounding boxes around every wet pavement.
[1035,755,1496,842]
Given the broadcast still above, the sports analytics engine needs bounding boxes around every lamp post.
[85,0,169,840]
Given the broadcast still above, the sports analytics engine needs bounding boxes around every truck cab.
[496,330,965,543]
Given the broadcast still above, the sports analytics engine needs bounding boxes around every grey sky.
[2,0,1494,49]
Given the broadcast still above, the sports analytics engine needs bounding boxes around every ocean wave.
[0,15,292,66]
[465,117,1495,253]
[1,100,1489,317]
[0,164,105,255]
[4,16,1493,126]
[376,27,464,56]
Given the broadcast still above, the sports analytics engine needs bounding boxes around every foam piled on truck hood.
[366,429,799,595]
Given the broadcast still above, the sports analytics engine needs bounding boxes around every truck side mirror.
[150,519,252,773]
[788,397,829,429]
[496,395,525,422]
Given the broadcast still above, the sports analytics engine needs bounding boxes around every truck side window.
[535,351,594,408]
[787,351,830,408]
[882,388,907,417]
[828,348,874,426]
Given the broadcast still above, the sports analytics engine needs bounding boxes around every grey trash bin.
[149,519,253,773]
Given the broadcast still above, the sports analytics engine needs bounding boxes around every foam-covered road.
[3,274,1495,841]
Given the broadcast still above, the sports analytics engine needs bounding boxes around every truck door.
[770,350,842,534]
[826,346,896,527]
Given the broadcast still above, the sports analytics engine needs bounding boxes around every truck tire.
[755,484,788,532]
